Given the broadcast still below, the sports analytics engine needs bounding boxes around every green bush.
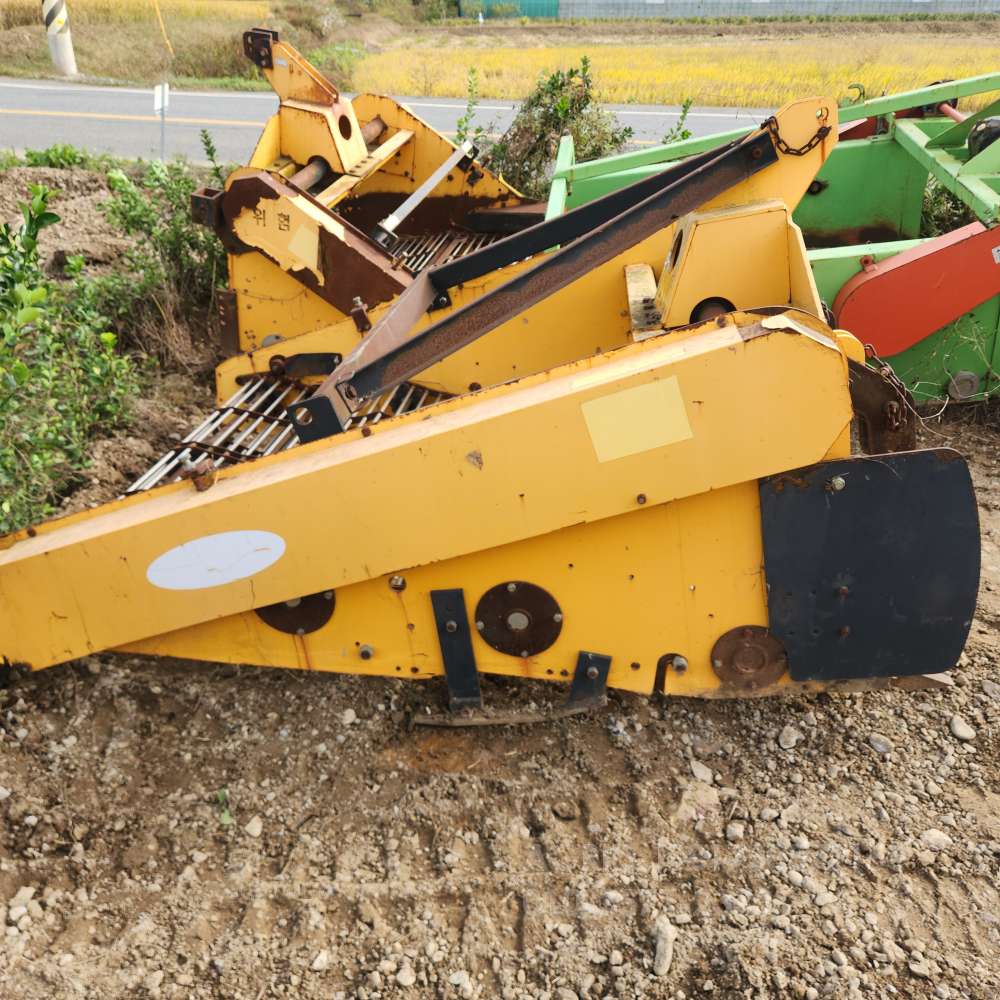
[90,153,228,367]
[485,57,633,199]
[22,144,119,172]
[0,187,137,534]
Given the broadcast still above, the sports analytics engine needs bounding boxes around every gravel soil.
[1,297,999,998]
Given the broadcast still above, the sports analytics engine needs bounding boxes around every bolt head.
[388,575,406,591]
[445,620,458,633]
[506,582,517,593]
[636,493,647,505]
[553,612,563,623]
[586,665,599,680]
[475,620,485,631]
[359,644,374,660]
[829,475,847,492]
[672,655,689,673]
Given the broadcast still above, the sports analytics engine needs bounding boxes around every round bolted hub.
[506,610,530,632]
[475,581,563,658]
[710,625,787,690]
[256,590,335,636]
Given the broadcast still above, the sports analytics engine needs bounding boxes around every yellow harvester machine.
[0,31,980,721]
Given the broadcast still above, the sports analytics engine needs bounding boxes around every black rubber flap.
[759,449,980,682]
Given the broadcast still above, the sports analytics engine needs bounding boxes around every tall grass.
[1,0,268,29]
[354,38,1000,107]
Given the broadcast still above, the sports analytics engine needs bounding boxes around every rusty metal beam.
[290,131,778,441]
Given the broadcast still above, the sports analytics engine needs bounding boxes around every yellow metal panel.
[581,377,692,462]
[221,99,835,395]
[0,321,851,670]
[787,217,824,318]
[660,204,791,325]
[120,479,769,698]
[349,94,521,201]
[265,40,339,106]
[248,114,281,170]
[232,191,332,285]
[227,255,349,355]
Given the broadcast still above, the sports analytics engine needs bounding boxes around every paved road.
[0,76,768,162]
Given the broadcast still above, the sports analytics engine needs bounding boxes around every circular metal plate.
[710,625,787,690]
[256,590,335,636]
[474,581,562,658]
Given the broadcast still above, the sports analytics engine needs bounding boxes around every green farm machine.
[546,74,1000,403]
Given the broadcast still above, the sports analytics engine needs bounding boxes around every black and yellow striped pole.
[41,0,78,77]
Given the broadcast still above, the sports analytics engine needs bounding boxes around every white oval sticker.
[146,530,286,591]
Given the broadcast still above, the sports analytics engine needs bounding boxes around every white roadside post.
[41,0,78,77]
[154,82,170,161]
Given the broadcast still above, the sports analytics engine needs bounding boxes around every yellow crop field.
[1,0,268,28]
[354,38,1000,108]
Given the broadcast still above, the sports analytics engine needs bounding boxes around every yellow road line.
[0,108,262,127]
[0,106,662,146]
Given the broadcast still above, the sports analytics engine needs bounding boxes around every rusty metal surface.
[256,590,335,635]
[332,132,777,413]
[710,626,788,690]
[847,359,917,453]
[190,186,223,229]
[387,229,506,274]
[243,27,278,70]
[361,116,386,146]
[219,170,412,313]
[464,201,547,234]
[289,157,332,193]
[216,289,240,356]
[334,192,520,237]
[474,581,563,658]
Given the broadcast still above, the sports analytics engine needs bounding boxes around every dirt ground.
[0,167,132,274]
[1,169,999,1000]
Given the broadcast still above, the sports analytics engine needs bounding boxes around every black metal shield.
[759,449,980,682]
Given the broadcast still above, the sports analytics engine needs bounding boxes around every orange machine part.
[833,222,1000,357]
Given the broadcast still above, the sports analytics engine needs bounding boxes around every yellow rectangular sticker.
[581,376,693,463]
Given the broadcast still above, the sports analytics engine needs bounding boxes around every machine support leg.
[430,589,483,712]
[564,652,612,713]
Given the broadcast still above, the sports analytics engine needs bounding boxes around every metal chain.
[763,116,832,157]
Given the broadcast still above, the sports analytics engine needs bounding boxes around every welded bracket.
[927,95,1000,151]
[565,651,611,712]
[243,27,278,70]
[430,589,483,712]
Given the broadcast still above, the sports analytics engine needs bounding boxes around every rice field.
[0,0,268,29]
[353,37,1000,107]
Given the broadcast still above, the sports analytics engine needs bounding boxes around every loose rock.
[652,914,678,977]
[777,725,803,750]
[690,759,714,784]
[949,714,976,741]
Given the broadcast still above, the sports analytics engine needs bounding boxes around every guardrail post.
[41,0,78,77]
